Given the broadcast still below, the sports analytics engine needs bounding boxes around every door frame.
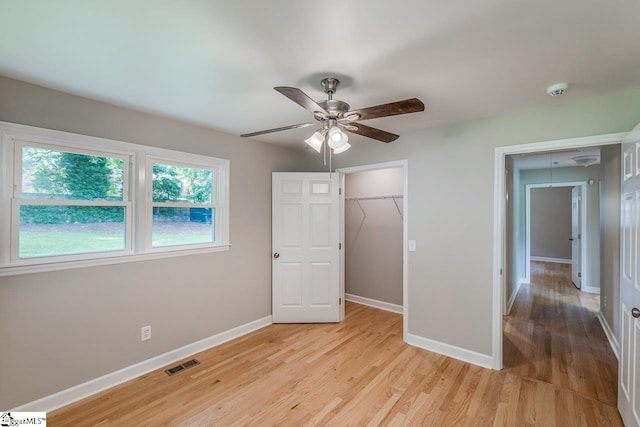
[524,181,587,287]
[336,160,408,342]
[492,132,626,370]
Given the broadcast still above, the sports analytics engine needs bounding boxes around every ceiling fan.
[241,77,425,154]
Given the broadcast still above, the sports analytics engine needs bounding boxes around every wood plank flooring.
[503,261,621,424]
[50,264,622,426]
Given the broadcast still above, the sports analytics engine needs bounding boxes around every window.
[16,143,131,259]
[0,122,230,275]
[149,159,218,248]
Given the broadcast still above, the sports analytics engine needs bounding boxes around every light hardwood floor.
[50,265,622,426]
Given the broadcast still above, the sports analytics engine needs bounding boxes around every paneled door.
[619,123,640,427]
[272,172,340,323]
[571,186,582,288]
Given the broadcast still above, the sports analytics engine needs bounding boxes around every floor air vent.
[165,359,200,376]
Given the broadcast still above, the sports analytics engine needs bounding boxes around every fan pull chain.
[323,136,327,166]
[329,143,333,172]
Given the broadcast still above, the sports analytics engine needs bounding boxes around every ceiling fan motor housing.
[316,99,350,120]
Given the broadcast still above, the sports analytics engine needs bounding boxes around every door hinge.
[578,272,582,278]
[500,268,503,275]
[339,243,342,250]
[339,298,342,305]
[339,188,342,195]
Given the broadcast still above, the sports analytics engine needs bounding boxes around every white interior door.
[619,123,640,427]
[571,186,582,288]
[272,172,340,323]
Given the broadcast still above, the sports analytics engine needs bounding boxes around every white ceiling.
[1,1,639,148]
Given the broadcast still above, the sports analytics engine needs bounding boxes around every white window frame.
[144,155,224,253]
[11,139,134,264]
[0,121,230,277]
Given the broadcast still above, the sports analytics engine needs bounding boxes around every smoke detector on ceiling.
[547,82,569,97]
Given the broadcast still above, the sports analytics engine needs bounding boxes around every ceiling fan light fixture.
[328,127,348,149]
[305,130,325,152]
[332,142,351,154]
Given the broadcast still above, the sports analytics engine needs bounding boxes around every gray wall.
[600,145,621,339]
[345,168,403,306]
[0,76,310,408]
[2,75,639,408]
[304,87,640,356]
[530,187,572,260]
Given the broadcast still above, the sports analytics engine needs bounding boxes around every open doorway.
[497,141,622,409]
[337,161,408,340]
[525,182,588,291]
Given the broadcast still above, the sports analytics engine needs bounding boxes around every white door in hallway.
[272,172,341,323]
[571,186,582,288]
[619,122,640,427]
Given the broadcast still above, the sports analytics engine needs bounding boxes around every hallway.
[504,261,619,411]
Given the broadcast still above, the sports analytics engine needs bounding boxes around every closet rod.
[344,194,403,201]
[346,195,403,218]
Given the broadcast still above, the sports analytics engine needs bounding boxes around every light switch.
[408,240,416,251]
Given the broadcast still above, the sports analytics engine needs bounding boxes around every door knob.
[273,252,280,259]
[632,308,640,318]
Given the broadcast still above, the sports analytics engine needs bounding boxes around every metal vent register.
[165,359,200,376]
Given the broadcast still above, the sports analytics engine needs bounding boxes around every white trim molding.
[530,256,572,264]
[12,315,273,412]
[582,285,601,294]
[407,334,493,369]
[346,293,403,314]
[597,312,619,360]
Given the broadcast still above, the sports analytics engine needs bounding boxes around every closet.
[344,167,403,310]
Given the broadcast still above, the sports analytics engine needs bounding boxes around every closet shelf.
[344,195,403,201]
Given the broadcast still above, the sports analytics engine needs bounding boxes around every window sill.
[0,245,231,277]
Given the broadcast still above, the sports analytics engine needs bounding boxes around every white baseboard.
[530,256,572,264]
[345,293,403,314]
[582,285,600,294]
[597,312,619,360]
[406,333,493,369]
[12,315,273,412]
[506,278,525,315]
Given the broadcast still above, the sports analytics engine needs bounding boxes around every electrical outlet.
[141,325,151,341]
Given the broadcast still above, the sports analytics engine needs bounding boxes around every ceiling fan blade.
[274,87,329,116]
[241,122,315,138]
[347,98,425,121]
[340,122,399,143]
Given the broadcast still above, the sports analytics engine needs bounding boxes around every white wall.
[0,76,310,409]
[345,168,403,305]
[305,87,640,358]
